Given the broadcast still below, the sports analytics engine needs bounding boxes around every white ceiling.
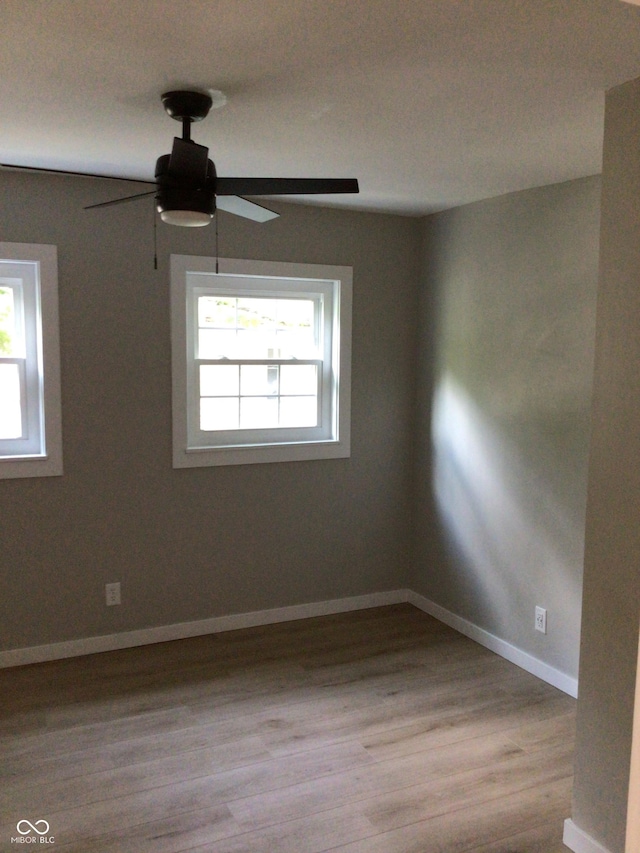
[3,0,640,216]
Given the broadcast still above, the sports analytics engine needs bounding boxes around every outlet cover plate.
[105,582,121,606]
[535,606,547,634]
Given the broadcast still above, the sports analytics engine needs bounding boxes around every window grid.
[197,360,321,431]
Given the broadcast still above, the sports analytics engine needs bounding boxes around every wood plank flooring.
[0,604,576,852]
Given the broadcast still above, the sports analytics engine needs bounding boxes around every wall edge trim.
[0,589,407,668]
[406,591,578,698]
[563,819,613,853]
[0,588,578,698]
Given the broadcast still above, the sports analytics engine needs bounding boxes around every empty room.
[2,2,640,852]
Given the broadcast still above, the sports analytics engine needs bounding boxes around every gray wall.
[3,137,629,852]
[413,177,601,681]
[571,76,640,853]
[0,170,420,650]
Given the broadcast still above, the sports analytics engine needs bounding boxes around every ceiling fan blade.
[1,162,155,185]
[216,195,279,222]
[215,178,359,196]
[84,190,157,210]
[168,138,209,185]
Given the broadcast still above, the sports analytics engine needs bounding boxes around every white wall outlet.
[105,582,121,606]
[535,605,547,634]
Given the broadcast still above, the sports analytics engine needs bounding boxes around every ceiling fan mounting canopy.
[161,90,213,123]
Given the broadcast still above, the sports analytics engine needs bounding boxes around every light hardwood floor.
[0,604,575,852]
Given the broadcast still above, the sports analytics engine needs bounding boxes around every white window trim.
[171,255,352,467]
[0,243,62,479]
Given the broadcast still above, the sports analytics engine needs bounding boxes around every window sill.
[0,454,62,479]
[174,438,350,468]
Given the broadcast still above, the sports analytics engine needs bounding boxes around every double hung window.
[171,256,352,467]
[0,243,62,478]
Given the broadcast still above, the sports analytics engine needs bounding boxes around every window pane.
[275,329,316,359]
[198,328,238,359]
[280,364,317,395]
[0,362,22,438]
[237,298,277,330]
[237,328,278,359]
[0,286,17,356]
[198,296,236,328]
[200,364,239,397]
[276,299,316,357]
[240,396,278,429]
[279,396,318,427]
[276,298,314,330]
[240,364,279,396]
[198,295,318,359]
[201,397,239,431]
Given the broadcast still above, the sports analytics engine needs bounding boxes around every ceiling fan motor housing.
[154,152,217,223]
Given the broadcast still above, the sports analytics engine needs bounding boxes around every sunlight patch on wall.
[431,374,583,642]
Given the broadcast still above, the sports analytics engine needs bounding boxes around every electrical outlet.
[105,582,121,606]
[535,606,547,634]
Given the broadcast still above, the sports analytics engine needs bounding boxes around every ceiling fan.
[1,89,359,227]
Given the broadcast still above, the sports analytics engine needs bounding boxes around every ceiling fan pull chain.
[153,199,158,270]
[215,212,219,274]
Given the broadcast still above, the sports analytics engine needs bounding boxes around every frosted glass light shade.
[160,210,212,227]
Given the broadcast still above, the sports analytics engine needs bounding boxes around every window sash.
[0,263,45,458]
[195,293,321,361]
[0,357,27,443]
[0,278,26,357]
[189,357,328,446]
[185,277,337,450]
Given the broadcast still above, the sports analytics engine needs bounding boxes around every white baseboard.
[0,587,578,699]
[0,589,407,669]
[563,819,613,853]
[407,591,578,698]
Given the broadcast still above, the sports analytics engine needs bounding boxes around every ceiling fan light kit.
[159,209,212,227]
